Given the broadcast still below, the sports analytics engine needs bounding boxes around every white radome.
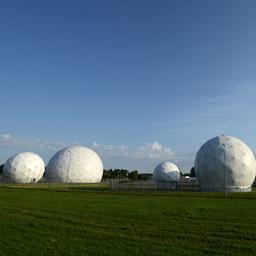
[3,152,45,183]
[153,161,180,182]
[45,145,103,183]
[194,135,256,192]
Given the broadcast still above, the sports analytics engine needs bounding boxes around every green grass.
[0,182,109,191]
[0,188,255,256]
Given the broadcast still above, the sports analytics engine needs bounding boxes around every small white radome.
[3,152,45,183]
[45,145,103,183]
[153,161,180,182]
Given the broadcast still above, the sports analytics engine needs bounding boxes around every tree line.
[0,164,196,179]
[103,169,152,181]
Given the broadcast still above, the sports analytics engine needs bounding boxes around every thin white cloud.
[0,134,66,151]
[2,134,12,139]
[92,142,129,158]
[0,135,195,172]
[0,135,175,161]
[91,141,187,172]
[133,142,174,159]
[149,84,256,137]
[92,141,174,160]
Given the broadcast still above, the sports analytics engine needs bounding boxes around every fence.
[108,180,201,192]
[0,178,255,193]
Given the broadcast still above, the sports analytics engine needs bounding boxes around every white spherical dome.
[194,135,256,192]
[153,161,180,182]
[3,152,45,183]
[45,145,103,183]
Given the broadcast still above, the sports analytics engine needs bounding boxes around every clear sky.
[1,0,256,172]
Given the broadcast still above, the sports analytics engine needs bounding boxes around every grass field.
[0,188,255,256]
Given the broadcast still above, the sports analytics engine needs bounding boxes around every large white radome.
[194,135,256,192]
[153,161,180,182]
[45,145,103,183]
[3,152,45,183]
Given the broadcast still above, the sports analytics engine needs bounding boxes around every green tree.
[103,169,129,179]
[138,173,152,180]
[190,167,196,177]
[128,170,139,181]
[0,164,3,174]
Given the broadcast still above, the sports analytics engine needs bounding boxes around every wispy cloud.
[150,84,256,137]
[0,134,66,151]
[0,134,195,172]
[92,141,174,160]
[91,141,195,172]
[92,142,129,158]
[0,135,176,161]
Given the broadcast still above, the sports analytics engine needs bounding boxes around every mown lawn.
[0,188,255,256]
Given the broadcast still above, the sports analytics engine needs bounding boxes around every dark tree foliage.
[190,167,196,177]
[138,173,152,180]
[181,172,190,176]
[103,169,152,181]
[128,170,139,181]
[103,169,129,180]
[0,164,3,174]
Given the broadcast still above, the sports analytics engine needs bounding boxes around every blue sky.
[1,0,256,172]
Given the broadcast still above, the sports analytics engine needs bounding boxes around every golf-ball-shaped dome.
[194,135,256,192]
[153,161,180,182]
[45,145,103,183]
[3,152,45,183]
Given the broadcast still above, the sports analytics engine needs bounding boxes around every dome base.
[200,184,252,192]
